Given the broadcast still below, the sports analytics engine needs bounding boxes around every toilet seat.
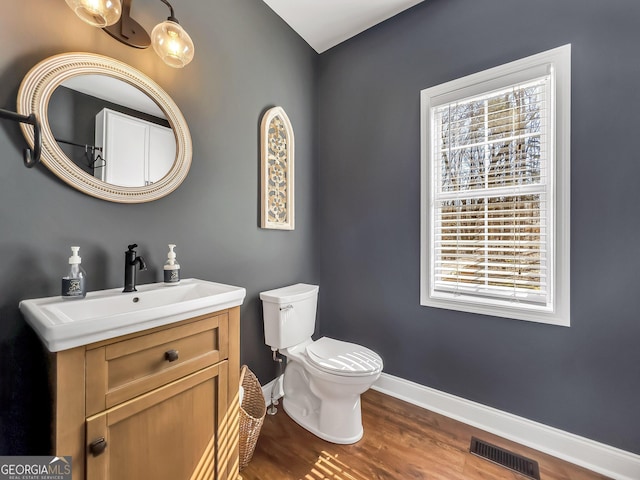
[306,337,383,377]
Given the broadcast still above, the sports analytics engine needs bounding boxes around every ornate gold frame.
[17,52,192,203]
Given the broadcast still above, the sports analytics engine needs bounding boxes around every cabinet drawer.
[86,313,228,416]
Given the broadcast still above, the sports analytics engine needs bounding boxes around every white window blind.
[431,78,550,305]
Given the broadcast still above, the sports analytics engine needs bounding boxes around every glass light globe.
[65,0,122,28]
[151,20,195,68]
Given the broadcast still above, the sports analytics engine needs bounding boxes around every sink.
[19,278,246,352]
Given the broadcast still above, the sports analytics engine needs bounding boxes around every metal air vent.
[470,437,540,480]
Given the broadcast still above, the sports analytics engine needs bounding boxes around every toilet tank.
[259,283,319,350]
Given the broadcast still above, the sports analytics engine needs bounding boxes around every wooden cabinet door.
[86,362,228,480]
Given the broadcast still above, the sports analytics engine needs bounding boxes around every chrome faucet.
[123,244,147,292]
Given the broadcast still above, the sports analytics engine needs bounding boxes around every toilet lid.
[306,337,383,376]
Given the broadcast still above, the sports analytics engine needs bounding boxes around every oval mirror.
[17,52,192,203]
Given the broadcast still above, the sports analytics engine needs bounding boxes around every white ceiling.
[62,75,165,118]
[263,0,425,53]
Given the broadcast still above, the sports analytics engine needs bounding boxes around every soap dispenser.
[164,244,180,285]
[61,246,87,299]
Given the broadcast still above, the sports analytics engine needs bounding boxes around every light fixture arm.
[159,0,178,23]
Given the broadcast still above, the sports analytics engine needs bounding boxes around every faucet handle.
[127,244,138,251]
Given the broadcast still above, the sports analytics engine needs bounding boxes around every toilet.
[260,283,383,444]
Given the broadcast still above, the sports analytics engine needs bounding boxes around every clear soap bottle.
[61,246,87,299]
[164,244,180,285]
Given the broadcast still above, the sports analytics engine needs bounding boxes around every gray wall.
[317,0,640,454]
[0,0,317,454]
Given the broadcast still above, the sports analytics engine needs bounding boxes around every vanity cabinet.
[48,307,240,480]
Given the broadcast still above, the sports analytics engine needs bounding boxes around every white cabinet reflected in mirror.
[17,53,192,203]
[94,109,175,187]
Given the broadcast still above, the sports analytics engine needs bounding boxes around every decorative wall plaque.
[260,106,294,230]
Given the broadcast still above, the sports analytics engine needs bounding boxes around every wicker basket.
[239,365,266,471]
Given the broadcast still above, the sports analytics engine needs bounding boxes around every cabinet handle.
[164,349,179,362]
[89,437,107,456]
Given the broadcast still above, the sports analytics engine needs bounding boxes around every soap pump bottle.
[164,244,180,285]
[62,246,87,299]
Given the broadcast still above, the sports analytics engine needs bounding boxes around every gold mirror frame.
[17,52,192,203]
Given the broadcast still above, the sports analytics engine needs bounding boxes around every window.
[420,45,570,326]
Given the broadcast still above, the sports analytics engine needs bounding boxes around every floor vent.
[469,437,540,480]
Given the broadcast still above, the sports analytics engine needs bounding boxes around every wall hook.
[0,108,42,168]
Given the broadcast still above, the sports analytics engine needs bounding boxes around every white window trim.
[420,45,571,326]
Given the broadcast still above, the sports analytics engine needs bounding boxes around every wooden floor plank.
[240,389,611,480]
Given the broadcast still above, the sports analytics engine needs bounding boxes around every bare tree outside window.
[433,81,547,301]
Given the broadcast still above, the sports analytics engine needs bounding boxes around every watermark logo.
[0,456,71,480]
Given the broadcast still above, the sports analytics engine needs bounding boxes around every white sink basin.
[19,278,246,352]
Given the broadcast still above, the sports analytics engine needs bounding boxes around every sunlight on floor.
[303,450,370,480]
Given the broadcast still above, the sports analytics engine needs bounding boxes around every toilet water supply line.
[268,303,293,415]
[268,349,285,415]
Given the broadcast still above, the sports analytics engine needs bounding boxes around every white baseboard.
[373,373,640,480]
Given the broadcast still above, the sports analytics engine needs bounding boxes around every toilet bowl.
[260,284,383,444]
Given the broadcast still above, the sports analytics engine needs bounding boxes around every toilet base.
[280,359,371,444]
[282,397,364,444]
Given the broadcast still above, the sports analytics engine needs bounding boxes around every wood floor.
[239,389,611,480]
